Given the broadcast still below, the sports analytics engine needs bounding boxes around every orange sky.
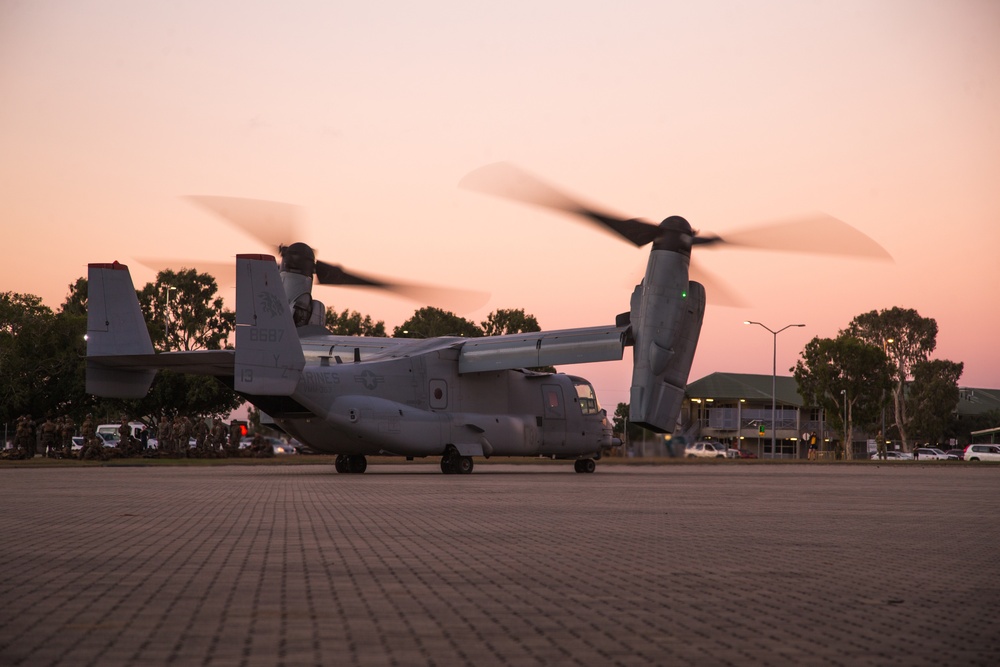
[2,0,998,409]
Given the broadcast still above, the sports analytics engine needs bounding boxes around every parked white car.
[870,451,911,461]
[685,441,728,459]
[912,447,949,460]
[964,444,1000,462]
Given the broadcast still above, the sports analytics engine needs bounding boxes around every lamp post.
[841,388,848,457]
[744,321,805,458]
[881,338,894,447]
[164,285,177,348]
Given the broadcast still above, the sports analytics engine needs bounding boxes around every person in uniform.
[41,416,58,458]
[23,415,37,458]
[210,418,227,456]
[228,420,243,456]
[194,418,209,454]
[81,414,96,447]
[157,415,173,457]
[176,416,191,458]
[83,436,107,461]
[251,431,273,458]
[60,416,76,458]
[12,416,28,459]
[81,415,107,461]
[118,417,134,457]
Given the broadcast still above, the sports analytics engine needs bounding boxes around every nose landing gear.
[440,450,474,474]
[574,458,596,473]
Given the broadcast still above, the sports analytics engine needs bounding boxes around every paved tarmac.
[0,461,998,666]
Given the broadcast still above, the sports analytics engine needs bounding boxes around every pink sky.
[2,0,998,410]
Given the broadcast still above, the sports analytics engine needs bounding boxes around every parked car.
[96,422,145,443]
[685,441,728,458]
[964,444,1000,462]
[71,433,117,451]
[870,451,911,461]
[733,448,758,459]
[944,449,965,460]
[725,448,741,459]
[913,447,949,461]
[239,436,297,455]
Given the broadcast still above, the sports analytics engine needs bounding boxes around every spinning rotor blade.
[688,262,747,308]
[316,261,489,312]
[695,214,893,260]
[182,195,304,251]
[460,162,661,247]
[177,195,488,310]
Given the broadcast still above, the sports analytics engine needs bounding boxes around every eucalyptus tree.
[132,269,241,421]
[393,307,482,339]
[137,268,234,352]
[480,308,540,336]
[793,334,893,459]
[906,359,964,445]
[845,307,939,449]
[325,307,386,336]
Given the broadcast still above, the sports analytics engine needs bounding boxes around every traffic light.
[758,424,766,436]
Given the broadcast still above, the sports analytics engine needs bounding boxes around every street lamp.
[841,388,847,457]
[164,286,177,347]
[744,321,806,458]
[881,338,894,446]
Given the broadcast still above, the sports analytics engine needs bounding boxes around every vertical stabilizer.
[235,254,305,395]
[86,262,156,397]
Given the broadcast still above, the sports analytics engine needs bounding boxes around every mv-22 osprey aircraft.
[86,163,890,474]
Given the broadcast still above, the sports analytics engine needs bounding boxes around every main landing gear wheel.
[574,459,596,473]
[335,454,367,474]
[440,452,474,474]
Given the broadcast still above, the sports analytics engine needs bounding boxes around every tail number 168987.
[249,327,284,342]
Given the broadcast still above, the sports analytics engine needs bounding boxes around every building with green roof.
[681,372,1000,458]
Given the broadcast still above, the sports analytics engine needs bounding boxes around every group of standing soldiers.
[157,415,238,457]
[155,415,271,458]
[4,414,79,460]
[5,414,273,460]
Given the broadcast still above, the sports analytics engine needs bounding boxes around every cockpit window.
[574,381,600,415]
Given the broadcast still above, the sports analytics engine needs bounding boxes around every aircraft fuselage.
[258,341,612,459]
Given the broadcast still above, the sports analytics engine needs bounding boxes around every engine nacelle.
[278,243,326,327]
[628,249,706,433]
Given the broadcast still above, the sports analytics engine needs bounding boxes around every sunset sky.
[2,0,998,410]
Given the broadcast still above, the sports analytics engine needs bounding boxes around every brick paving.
[0,462,998,666]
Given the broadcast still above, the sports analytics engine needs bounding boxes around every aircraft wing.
[88,350,236,377]
[457,325,628,373]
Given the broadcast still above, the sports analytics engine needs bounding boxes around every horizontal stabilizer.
[87,350,236,376]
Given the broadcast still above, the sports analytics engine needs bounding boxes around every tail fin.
[235,254,305,395]
[86,262,156,398]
